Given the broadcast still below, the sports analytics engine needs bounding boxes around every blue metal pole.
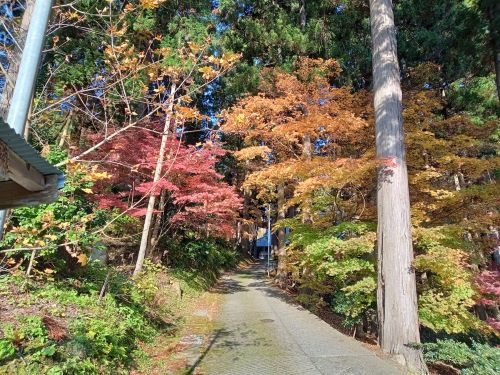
[267,203,271,274]
[0,0,53,239]
[7,0,53,134]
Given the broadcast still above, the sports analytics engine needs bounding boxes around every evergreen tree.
[370,0,426,371]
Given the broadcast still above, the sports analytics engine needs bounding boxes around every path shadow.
[185,329,224,374]
[211,278,248,294]
[209,263,268,294]
[246,263,307,310]
[185,323,277,373]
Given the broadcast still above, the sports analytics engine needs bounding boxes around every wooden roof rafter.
[0,119,64,209]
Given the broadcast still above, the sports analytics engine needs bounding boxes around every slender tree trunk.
[241,186,251,254]
[148,188,167,256]
[494,45,500,100]
[453,173,461,191]
[300,133,314,291]
[369,1,428,373]
[485,0,500,99]
[58,110,72,148]
[133,83,176,276]
[302,133,312,160]
[302,133,312,223]
[299,0,306,31]
[276,182,287,284]
[26,249,36,276]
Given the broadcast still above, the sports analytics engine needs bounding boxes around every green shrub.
[0,339,15,362]
[414,227,485,333]
[423,339,500,375]
[0,148,109,274]
[167,235,237,273]
[284,221,377,326]
[448,75,499,124]
[0,268,155,374]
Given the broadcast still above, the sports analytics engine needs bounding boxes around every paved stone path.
[196,263,406,375]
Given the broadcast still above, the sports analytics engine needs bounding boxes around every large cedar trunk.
[369,0,428,373]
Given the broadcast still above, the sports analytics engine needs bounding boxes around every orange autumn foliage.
[224,59,499,332]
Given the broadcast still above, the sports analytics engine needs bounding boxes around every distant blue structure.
[256,229,271,247]
[256,227,290,247]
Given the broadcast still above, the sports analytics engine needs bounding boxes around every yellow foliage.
[139,0,166,10]
[198,66,218,80]
[234,146,272,161]
[76,253,88,266]
[175,105,203,120]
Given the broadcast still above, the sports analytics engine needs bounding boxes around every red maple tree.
[476,269,500,330]
[85,121,242,239]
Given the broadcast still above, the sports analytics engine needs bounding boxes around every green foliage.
[132,10,156,32]
[332,277,377,325]
[0,267,155,374]
[418,288,479,334]
[49,38,103,95]
[166,235,237,273]
[0,254,224,374]
[286,222,492,332]
[130,261,183,322]
[395,0,490,83]
[218,62,261,104]
[1,316,55,367]
[422,339,500,375]
[414,227,486,333]
[305,1,372,87]
[285,221,377,326]
[221,2,307,66]
[0,339,15,362]
[94,208,142,241]
[70,306,144,369]
[448,75,500,124]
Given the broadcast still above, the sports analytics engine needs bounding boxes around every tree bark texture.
[241,186,251,254]
[485,0,500,99]
[302,133,313,223]
[302,133,312,160]
[148,188,167,256]
[133,83,176,276]
[276,183,287,283]
[299,0,306,30]
[369,0,428,373]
